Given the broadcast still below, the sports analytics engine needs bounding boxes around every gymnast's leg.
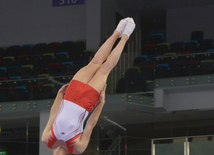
[73,18,136,154]
[72,18,130,84]
[88,18,136,92]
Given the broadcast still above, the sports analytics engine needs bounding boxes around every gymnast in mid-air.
[41,17,135,155]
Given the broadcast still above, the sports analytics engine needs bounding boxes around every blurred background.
[1,0,214,154]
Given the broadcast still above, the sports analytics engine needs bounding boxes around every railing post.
[184,137,189,155]
[151,139,155,155]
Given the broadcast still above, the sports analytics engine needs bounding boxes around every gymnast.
[41,17,135,155]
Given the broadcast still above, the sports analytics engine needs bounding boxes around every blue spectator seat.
[61,62,74,75]
[133,55,148,66]
[55,52,68,63]
[51,73,64,77]
[14,86,28,101]
[23,75,36,79]
[28,54,41,65]
[155,64,170,78]
[6,45,20,57]
[170,41,184,53]
[199,39,213,52]
[150,33,163,44]
[19,44,34,56]
[7,66,21,78]
[185,40,199,53]
[0,67,7,77]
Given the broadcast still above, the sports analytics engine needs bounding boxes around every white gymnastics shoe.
[115,17,130,37]
[122,17,136,37]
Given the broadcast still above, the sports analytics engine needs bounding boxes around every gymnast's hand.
[58,84,69,95]
[99,84,107,104]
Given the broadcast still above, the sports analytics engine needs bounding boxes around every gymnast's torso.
[48,80,100,153]
[53,99,88,141]
[48,99,89,153]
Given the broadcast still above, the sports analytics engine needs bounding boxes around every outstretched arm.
[41,84,69,146]
[74,84,107,154]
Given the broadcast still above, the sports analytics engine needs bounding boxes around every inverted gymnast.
[41,17,135,155]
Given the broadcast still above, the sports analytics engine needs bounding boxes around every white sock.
[115,17,129,37]
[122,18,136,37]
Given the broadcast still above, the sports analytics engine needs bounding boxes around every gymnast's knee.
[90,55,103,67]
[101,61,115,72]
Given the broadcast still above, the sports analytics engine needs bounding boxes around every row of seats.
[0,61,88,80]
[0,40,95,80]
[0,76,72,102]
[0,40,86,58]
[142,39,214,56]
[116,57,214,93]
[116,30,214,93]
[145,30,211,56]
[149,30,204,44]
[0,30,209,95]
[0,84,57,102]
[0,49,94,67]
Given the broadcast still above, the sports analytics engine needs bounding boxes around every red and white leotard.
[48,80,100,154]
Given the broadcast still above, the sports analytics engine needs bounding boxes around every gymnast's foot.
[122,17,135,37]
[115,17,130,37]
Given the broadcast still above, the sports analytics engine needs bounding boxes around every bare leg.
[72,31,120,84]
[72,18,130,84]
[74,18,135,154]
[87,34,129,92]
[87,18,136,92]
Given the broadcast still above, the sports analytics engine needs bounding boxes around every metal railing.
[152,135,214,155]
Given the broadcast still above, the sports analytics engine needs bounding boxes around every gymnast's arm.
[41,84,69,146]
[86,84,106,128]
[74,84,107,154]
